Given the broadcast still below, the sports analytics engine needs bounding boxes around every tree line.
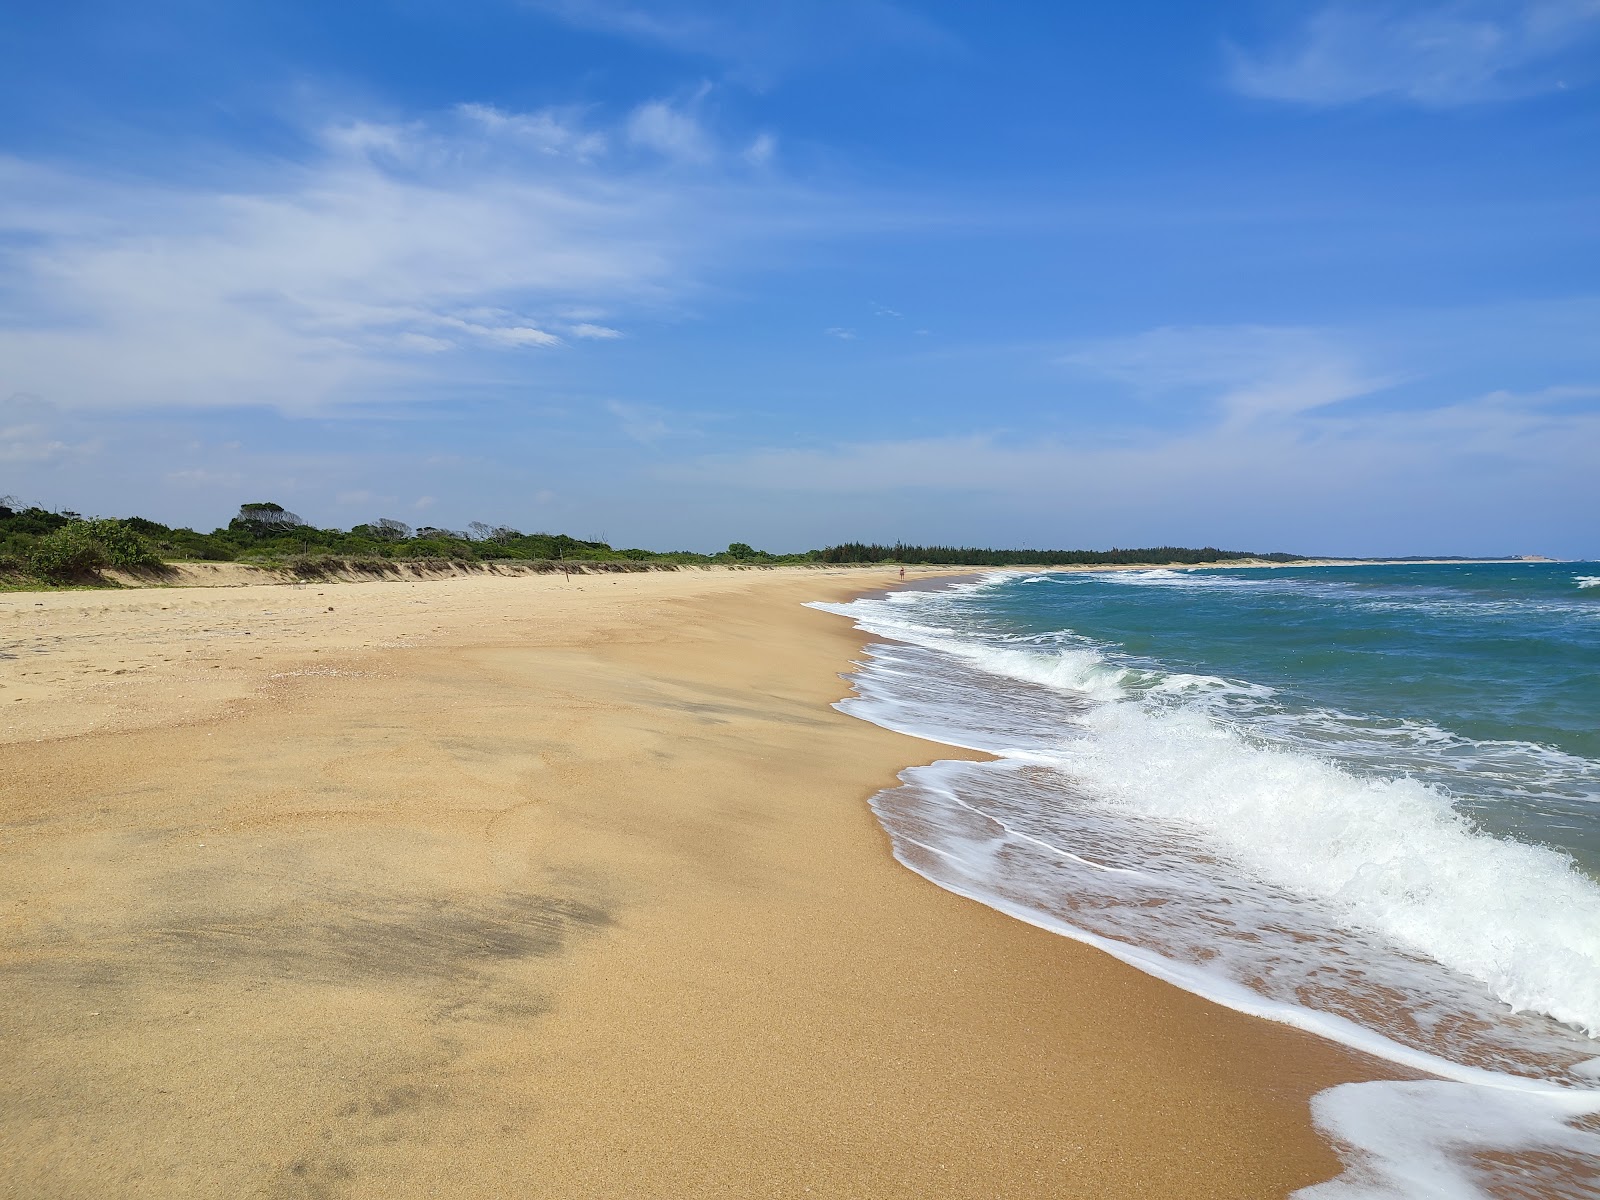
[0,499,819,583]
[0,497,1302,585]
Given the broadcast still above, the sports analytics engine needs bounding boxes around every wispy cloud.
[0,395,92,464]
[1228,0,1600,107]
[521,0,957,79]
[627,94,716,163]
[165,467,244,487]
[824,327,858,340]
[743,132,778,167]
[656,389,1599,549]
[606,399,673,443]
[1059,324,1395,424]
[0,392,531,529]
[0,102,819,415]
[658,316,1600,549]
[456,103,609,159]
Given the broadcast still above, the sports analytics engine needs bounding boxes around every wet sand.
[1,566,1378,1197]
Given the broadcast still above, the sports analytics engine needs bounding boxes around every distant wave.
[1089,564,1600,619]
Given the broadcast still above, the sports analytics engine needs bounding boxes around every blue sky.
[2,1,1596,556]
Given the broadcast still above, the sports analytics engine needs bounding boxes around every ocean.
[814,562,1600,1199]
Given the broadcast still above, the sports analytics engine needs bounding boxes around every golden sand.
[1,567,1377,1197]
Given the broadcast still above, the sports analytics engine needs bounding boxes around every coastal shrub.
[27,524,110,581]
[401,539,479,560]
[80,520,164,570]
[20,519,163,582]
[0,533,36,563]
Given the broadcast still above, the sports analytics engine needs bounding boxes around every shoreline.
[1,552,1558,598]
[2,566,1384,1196]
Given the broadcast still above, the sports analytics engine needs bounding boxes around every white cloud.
[656,319,1599,550]
[1229,0,1600,107]
[521,0,956,78]
[743,132,777,167]
[569,323,624,339]
[0,102,814,414]
[0,395,96,464]
[825,327,857,340]
[0,434,75,464]
[626,97,716,163]
[1060,324,1395,424]
[455,103,609,159]
[477,325,564,348]
[606,400,672,443]
[657,387,1600,548]
[164,467,246,487]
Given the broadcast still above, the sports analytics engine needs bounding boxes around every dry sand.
[1,566,1381,1198]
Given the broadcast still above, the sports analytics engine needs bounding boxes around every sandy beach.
[1,566,1383,1198]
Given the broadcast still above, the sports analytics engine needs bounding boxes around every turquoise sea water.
[816,563,1600,1199]
[965,562,1600,872]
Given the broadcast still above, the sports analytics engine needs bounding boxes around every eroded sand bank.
[1,567,1377,1198]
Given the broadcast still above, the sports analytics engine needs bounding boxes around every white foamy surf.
[812,574,1600,1198]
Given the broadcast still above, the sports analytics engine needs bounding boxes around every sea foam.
[811,576,1600,1197]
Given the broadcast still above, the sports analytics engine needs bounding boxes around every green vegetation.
[0,502,164,584]
[0,498,827,587]
[0,494,1304,589]
[23,523,110,582]
[25,519,164,582]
